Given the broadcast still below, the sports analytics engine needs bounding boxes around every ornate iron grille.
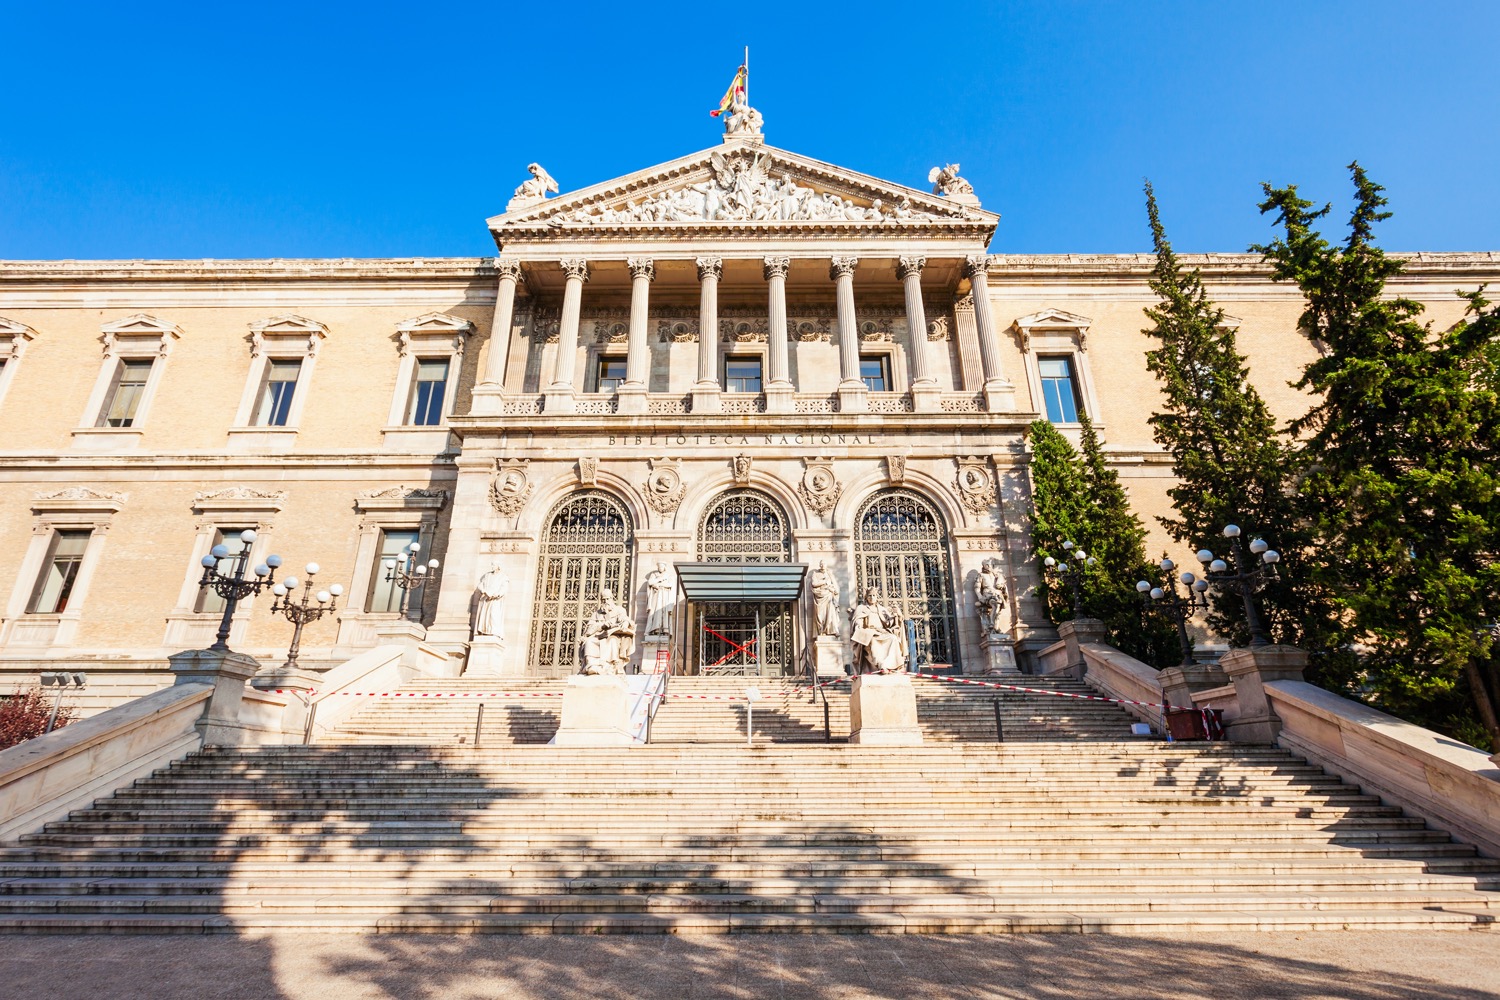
[697,602,793,676]
[697,489,790,563]
[530,491,633,674]
[854,489,957,668]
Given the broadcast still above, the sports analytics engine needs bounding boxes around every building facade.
[1,123,1496,707]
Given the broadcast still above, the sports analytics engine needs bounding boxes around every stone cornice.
[986,251,1500,280]
[0,258,497,284]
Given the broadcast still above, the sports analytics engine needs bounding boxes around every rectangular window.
[366,528,420,613]
[193,528,250,614]
[859,355,890,392]
[254,359,302,427]
[28,530,90,614]
[96,359,154,428]
[595,357,627,394]
[724,356,762,393]
[405,358,450,425]
[1039,355,1083,423]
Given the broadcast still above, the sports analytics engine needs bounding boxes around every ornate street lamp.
[384,540,440,620]
[1137,555,1211,668]
[197,529,281,653]
[1043,540,1095,619]
[269,563,344,672]
[1196,524,1281,647]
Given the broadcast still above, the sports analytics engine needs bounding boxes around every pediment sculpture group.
[470,556,1006,675]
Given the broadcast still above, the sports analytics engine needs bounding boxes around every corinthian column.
[546,258,588,411]
[481,258,523,388]
[899,256,939,412]
[964,254,1015,411]
[764,257,791,385]
[693,257,723,413]
[831,257,861,386]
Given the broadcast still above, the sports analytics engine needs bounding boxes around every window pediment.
[248,314,328,358]
[0,317,36,361]
[1013,308,1093,353]
[395,313,474,357]
[100,314,181,357]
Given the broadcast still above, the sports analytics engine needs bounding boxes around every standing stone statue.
[849,586,908,675]
[810,559,841,637]
[579,589,636,675]
[473,565,508,640]
[645,562,675,637]
[975,558,1006,636]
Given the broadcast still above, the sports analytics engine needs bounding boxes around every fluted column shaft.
[764,257,791,387]
[550,258,588,389]
[696,257,722,387]
[898,256,934,386]
[965,255,1004,383]
[481,259,522,388]
[831,257,861,385]
[624,258,654,388]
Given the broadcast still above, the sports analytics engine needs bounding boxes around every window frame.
[2,488,124,649]
[334,486,449,651]
[858,353,892,393]
[162,488,286,649]
[252,358,304,427]
[1037,354,1084,424]
[1013,309,1102,429]
[229,314,327,439]
[27,529,91,614]
[0,317,36,415]
[75,314,180,443]
[591,354,628,395]
[723,354,764,394]
[383,313,473,431]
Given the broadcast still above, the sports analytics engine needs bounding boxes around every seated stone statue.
[848,586,908,675]
[579,589,636,675]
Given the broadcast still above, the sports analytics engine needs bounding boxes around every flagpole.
[744,45,749,106]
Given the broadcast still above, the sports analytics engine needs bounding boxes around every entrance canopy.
[674,562,807,602]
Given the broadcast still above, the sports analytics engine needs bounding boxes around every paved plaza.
[3,931,1498,999]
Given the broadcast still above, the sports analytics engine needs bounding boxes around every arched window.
[854,489,957,668]
[530,491,633,674]
[697,489,790,563]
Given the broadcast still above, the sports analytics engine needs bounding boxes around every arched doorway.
[854,489,958,669]
[529,490,633,675]
[691,489,794,675]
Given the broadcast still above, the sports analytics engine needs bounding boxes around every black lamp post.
[1196,524,1281,647]
[269,562,344,672]
[1043,540,1095,619]
[1137,555,1210,668]
[383,540,440,620]
[197,529,281,652]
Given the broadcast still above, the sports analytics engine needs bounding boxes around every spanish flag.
[710,65,747,117]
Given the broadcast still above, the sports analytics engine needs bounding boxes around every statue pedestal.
[553,675,635,747]
[813,636,845,677]
[849,673,923,746]
[639,639,672,675]
[979,634,1017,674]
[169,648,262,746]
[463,636,512,677]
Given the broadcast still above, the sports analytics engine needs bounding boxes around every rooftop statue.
[928,163,975,198]
[507,162,559,211]
[723,96,763,137]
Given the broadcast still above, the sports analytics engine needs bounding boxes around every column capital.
[962,254,990,279]
[695,256,724,281]
[896,256,926,280]
[830,256,859,280]
[495,257,524,281]
[560,258,590,282]
[762,256,791,280]
[627,257,655,281]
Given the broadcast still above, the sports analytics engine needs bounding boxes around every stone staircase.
[0,742,1497,934]
[318,671,1146,747]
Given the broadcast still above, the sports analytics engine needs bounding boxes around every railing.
[721,395,767,414]
[868,394,915,413]
[793,394,839,414]
[801,648,832,743]
[647,394,693,414]
[487,390,1001,418]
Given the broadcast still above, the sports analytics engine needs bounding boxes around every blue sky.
[2,1,1496,259]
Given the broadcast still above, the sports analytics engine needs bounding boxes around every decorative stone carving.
[528,306,560,343]
[962,255,989,280]
[642,457,685,515]
[357,485,450,506]
[473,566,508,640]
[830,257,859,279]
[926,314,952,342]
[732,454,752,484]
[793,318,832,343]
[579,589,635,675]
[33,487,127,504]
[762,256,790,280]
[799,458,842,515]
[859,318,894,343]
[194,486,287,504]
[721,318,768,342]
[488,459,533,516]
[886,455,906,484]
[508,163,558,211]
[100,313,182,359]
[658,318,699,343]
[494,257,524,282]
[553,151,940,226]
[626,257,655,281]
[896,256,926,280]
[723,96,763,136]
[929,164,975,198]
[695,256,724,281]
[560,258,590,283]
[248,314,327,359]
[955,457,998,514]
[578,457,598,486]
[593,319,629,344]
[645,562,675,637]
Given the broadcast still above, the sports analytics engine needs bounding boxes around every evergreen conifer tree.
[1142,182,1342,675]
[1255,164,1500,748]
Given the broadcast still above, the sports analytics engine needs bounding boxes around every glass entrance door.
[694,600,793,676]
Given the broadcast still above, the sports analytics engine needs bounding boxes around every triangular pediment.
[101,313,183,338]
[1014,308,1093,330]
[395,312,476,334]
[488,143,998,239]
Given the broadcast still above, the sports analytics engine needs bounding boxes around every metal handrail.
[644,665,670,745]
[802,648,832,742]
